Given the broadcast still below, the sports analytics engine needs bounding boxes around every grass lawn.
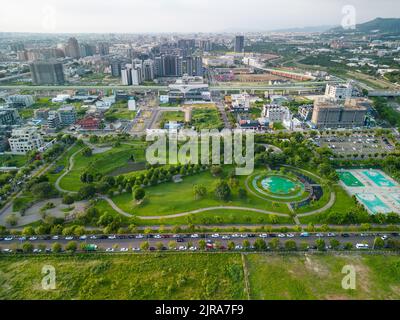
[0,253,245,300]
[111,170,292,217]
[190,107,224,130]
[0,154,28,168]
[104,101,137,120]
[59,143,144,192]
[246,253,400,300]
[298,185,358,224]
[158,111,184,128]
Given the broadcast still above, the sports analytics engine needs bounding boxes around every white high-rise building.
[8,127,44,154]
[325,82,353,100]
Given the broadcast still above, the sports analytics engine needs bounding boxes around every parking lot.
[313,134,394,157]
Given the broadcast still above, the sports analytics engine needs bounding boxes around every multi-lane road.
[0,232,397,252]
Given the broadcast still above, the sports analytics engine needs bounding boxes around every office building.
[262,104,291,122]
[58,106,77,126]
[234,35,245,53]
[143,60,155,81]
[47,111,61,129]
[6,95,34,107]
[0,108,21,126]
[311,98,367,129]
[110,61,122,77]
[79,43,96,57]
[34,109,50,120]
[325,82,353,100]
[29,61,65,85]
[8,127,44,154]
[97,42,110,56]
[65,37,80,59]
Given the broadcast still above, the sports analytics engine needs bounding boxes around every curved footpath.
[55,148,83,194]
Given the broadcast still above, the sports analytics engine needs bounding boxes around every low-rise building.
[8,127,44,154]
[58,106,77,126]
[262,104,291,122]
[6,95,34,107]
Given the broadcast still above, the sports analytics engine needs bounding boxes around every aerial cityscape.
[1,0,400,305]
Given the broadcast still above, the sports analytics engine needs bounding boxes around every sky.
[0,0,399,33]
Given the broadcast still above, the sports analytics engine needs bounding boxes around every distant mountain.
[270,25,337,33]
[329,17,400,34]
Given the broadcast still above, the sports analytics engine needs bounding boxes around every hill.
[329,17,400,34]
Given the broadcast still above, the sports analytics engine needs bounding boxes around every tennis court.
[338,171,364,187]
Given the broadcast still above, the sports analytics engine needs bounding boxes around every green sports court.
[338,171,364,187]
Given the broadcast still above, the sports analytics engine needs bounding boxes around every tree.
[214,180,231,201]
[193,184,207,200]
[238,188,247,199]
[22,226,35,236]
[31,182,56,199]
[330,239,340,250]
[198,239,206,250]
[82,147,93,157]
[284,240,297,251]
[52,242,62,253]
[227,241,235,250]
[22,242,34,253]
[133,187,145,202]
[316,239,326,251]
[373,237,385,249]
[5,214,19,226]
[243,239,250,250]
[168,241,177,250]
[156,242,164,251]
[343,242,353,250]
[78,185,96,199]
[65,241,77,252]
[210,165,223,176]
[140,241,149,251]
[62,194,75,205]
[268,238,280,250]
[254,238,267,251]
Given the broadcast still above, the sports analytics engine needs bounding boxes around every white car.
[105,248,114,252]
[79,235,87,240]
[277,234,286,238]
[327,233,336,237]
[231,234,240,238]
[52,236,59,240]
[2,248,12,253]
[132,247,140,251]
[316,233,324,237]
[240,234,248,238]
[211,234,220,238]
[65,236,74,240]
[189,246,197,251]
[29,236,37,241]
[381,235,389,241]
[108,235,117,240]
[259,233,268,238]
[222,235,230,240]
[356,243,369,249]
[178,246,187,251]
[235,245,243,250]
[286,233,294,238]
[33,249,42,253]
[191,234,199,238]
[120,248,129,252]
[89,235,97,240]
[135,234,144,239]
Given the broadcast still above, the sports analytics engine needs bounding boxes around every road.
[0,232,395,252]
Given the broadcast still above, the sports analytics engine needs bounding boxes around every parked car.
[211,234,220,238]
[65,236,74,240]
[29,236,38,241]
[191,234,199,238]
[300,232,309,237]
[120,248,129,252]
[356,243,369,249]
[108,235,117,240]
[105,248,114,252]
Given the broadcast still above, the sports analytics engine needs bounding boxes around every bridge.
[368,90,400,97]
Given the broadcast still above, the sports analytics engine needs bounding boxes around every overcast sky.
[0,0,399,33]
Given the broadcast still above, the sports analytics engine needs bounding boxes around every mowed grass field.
[1,253,400,300]
[111,170,292,217]
[59,143,145,192]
